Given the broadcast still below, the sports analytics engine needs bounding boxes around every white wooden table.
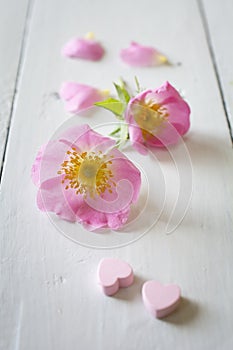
[1,0,233,349]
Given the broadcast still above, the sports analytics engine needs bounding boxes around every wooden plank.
[1,0,233,349]
[0,0,30,173]
[200,0,233,139]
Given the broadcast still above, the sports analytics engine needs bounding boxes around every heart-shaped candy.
[97,258,134,296]
[142,281,181,318]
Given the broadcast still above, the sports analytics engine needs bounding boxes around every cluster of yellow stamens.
[133,100,169,140]
[57,147,116,197]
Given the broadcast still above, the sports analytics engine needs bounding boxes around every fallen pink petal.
[126,81,191,154]
[31,124,141,230]
[62,33,104,61]
[120,41,168,67]
[59,82,108,114]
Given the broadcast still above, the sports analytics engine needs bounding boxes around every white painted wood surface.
[202,0,233,138]
[0,0,233,349]
[0,0,30,170]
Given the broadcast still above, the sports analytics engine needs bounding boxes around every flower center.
[133,100,169,138]
[57,148,115,197]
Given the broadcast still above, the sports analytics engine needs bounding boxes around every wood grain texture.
[201,0,233,139]
[0,0,233,349]
[0,0,30,173]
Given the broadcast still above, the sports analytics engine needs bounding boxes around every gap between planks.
[197,0,233,143]
[0,0,34,184]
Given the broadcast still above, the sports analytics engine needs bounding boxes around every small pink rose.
[125,81,191,154]
[31,125,141,230]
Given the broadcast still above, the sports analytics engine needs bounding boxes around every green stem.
[109,122,130,149]
[134,76,141,93]
[109,127,121,137]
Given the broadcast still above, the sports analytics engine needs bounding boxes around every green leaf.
[95,98,124,118]
[114,83,130,104]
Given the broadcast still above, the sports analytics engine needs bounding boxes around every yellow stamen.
[57,148,115,197]
[132,100,169,140]
[101,89,110,97]
[157,54,169,64]
[85,32,95,40]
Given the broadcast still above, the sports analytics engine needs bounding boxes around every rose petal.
[108,149,141,203]
[75,199,130,230]
[37,176,79,222]
[120,41,167,67]
[128,124,149,155]
[59,124,116,153]
[59,82,105,114]
[31,143,47,187]
[38,175,132,230]
[62,37,104,61]
[152,82,191,135]
[145,122,182,147]
[31,140,70,185]
[59,82,83,101]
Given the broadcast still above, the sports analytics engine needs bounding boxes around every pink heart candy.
[142,281,181,318]
[97,258,134,296]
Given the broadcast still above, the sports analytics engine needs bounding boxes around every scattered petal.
[31,143,47,187]
[120,41,168,67]
[62,33,104,61]
[59,82,108,114]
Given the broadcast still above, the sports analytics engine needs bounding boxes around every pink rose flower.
[126,81,191,154]
[120,41,168,67]
[59,82,108,114]
[62,33,104,61]
[31,125,141,230]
